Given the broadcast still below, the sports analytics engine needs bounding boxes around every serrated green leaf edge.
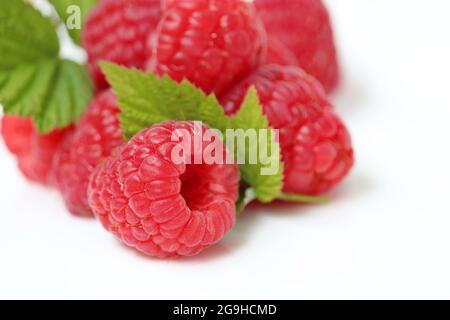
[227,89,284,203]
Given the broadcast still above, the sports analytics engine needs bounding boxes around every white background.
[1,0,450,299]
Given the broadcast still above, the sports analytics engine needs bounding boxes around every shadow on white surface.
[327,172,373,202]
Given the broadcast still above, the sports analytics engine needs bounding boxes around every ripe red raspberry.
[88,121,240,258]
[83,0,162,90]
[255,0,339,92]
[148,0,267,96]
[266,37,299,67]
[1,116,70,185]
[53,91,124,216]
[221,65,353,195]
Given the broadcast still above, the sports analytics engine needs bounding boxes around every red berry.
[83,0,162,90]
[255,0,339,92]
[148,0,267,96]
[221,65,353,195]
[1,116,70,185]
[53,91,124,216]
[266,37,299,67]
[88,121,240,258]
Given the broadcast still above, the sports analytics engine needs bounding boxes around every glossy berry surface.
[148,0,267,96]
[1,116,70,185]
[53,91,124,216]
[255,0,339,92]
[88,121,240,258]
[83,0,162,90]
[221,65,353,195]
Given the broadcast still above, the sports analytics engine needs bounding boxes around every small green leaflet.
[101,62,283,203]
[227,89,284,202]
[0,0,93,133]
[48,0,98,45]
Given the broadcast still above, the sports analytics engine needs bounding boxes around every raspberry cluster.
[1,0,354,258]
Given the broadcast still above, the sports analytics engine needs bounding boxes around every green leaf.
[0,59,93,132]
[100,62,226,139]
[278,193,330,204]
[0,0,60,69]
[227,89,283,202]
[48,0,98,45]
[101,62,283,203]
[0,0,93,133]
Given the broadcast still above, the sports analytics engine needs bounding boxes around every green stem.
[235,187,257,216]
[277,193,330,204]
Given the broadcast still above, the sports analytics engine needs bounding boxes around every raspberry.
[1,116,70,185]
[83,0,162,90]
[148,0,267,96]
[53,91,124,216]
[221,65,353,195]
[88,121,239,258]
[255,0,339,92]
[266,37,299,67]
